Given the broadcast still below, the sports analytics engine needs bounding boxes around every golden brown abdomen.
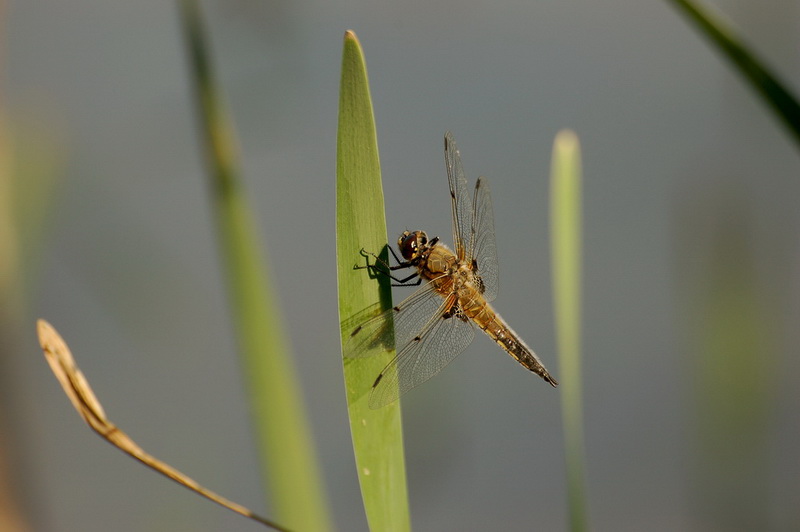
[462,294,558,387]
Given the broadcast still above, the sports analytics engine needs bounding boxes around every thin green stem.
[550,130,587,532]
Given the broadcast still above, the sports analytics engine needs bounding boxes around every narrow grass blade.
[667,0,800,147]
[0,117,64,308]
[36,320,290,531]
[676,197,775,528]
[549,130,587,532]
[336,30,411,532]
[178,2,331,530]
[0,111,63,532]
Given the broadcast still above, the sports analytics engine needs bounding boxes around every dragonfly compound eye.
[399,230,429,260]
[399,233,417,260]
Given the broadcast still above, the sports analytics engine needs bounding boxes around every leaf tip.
[554,129,579,152]
[36,318,56,349]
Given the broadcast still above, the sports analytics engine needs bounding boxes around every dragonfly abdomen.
[473,304,559,387]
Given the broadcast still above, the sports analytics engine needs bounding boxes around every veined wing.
[444,132,499,301]
[345,279,475,408]
[369,291,475,409]
[444,132,474,261]
[469,177,499,301]
[344,281,444,360]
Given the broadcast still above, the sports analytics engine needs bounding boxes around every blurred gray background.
[3,0,799,531]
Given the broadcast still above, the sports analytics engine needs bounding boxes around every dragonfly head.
[398,230,432,262]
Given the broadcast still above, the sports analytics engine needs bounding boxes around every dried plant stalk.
[36,319,289,532]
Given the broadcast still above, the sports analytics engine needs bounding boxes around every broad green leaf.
[336,30,411,532]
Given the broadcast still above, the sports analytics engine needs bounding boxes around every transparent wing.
[469,177,499,301]
[369,293,475,408]
[444,132,474,261]
[343,277,476,409]
[344,281,445,360]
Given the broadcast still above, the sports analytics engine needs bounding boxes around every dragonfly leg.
[386,244,404,266]
[390,273,422,287]
[355,248,422,286]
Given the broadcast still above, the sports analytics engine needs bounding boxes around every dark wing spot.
[442,301,461,320]
[372,373,383,388]
[476,276,486,294]
[393,306,401,312]
[350,325,362,337]
[412,336,421,343]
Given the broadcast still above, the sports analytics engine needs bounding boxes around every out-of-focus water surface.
[4,1,799,531]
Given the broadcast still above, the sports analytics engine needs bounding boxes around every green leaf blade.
[179,2,332,530]
[336,30,411,532]
[668,0,800,148]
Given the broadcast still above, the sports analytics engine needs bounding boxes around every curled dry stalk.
[35,319,290,532]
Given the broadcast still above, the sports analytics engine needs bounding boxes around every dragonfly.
[346,132,558,409]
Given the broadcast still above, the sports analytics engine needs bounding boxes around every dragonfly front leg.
[355,247,422,287]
